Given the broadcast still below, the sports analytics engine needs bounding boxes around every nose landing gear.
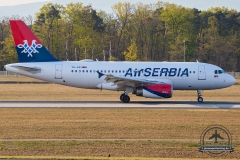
[197,90,203,102]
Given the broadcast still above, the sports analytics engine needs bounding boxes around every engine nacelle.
[135,83,172,98]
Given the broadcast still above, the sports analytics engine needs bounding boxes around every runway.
[0,100,240,109]
[0,138,201,142]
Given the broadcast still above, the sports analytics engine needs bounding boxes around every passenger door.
[198,65,206,80]
[55,64,63,79]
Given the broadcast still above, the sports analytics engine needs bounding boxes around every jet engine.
[134,83,172,98]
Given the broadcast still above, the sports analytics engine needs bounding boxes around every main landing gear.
[120,87,132,103]
[197,90,203,102]
[120,93,130,103]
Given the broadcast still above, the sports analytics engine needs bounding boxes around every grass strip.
[0,156,231,160]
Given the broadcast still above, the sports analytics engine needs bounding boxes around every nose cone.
[228,75,236,86]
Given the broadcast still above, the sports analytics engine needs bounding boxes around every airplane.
[209,130,224,143]
[5,20,236,103]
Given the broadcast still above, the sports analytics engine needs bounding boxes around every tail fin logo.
[17,40,43,57]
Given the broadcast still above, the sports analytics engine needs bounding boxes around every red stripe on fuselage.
[144,84,172,94]
[9,20,42,46]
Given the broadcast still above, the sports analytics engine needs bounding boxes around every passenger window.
[112,70,114,73]
[115,70,117,73]
[189,71,192,74]
[193,71,195,74]
[75,70,77,72]
[119,70,121,73]
[86,70,88,73]
[90,70,92,73]
[123,70,125,73]
[83,70,84,73]
[104,70,106,73]
[79,70,81,73]
[71,70,73,73]
[108,70,110,73]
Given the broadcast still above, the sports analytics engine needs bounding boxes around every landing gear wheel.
[198,97,203,102]
[197,90,203,103]
[122,95,130,103]
[120,94,125,101]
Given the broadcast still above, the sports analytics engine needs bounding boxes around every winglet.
[97,71,105,78]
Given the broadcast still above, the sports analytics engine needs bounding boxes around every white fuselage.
[5,61,236,91]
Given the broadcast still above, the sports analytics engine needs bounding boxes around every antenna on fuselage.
[196,59,199,63]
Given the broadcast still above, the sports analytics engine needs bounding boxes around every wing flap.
[103,73,161,87]
[105,74,159,83]
[97,71,168,88]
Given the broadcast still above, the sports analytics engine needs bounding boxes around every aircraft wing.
[209,135,214,140]
[12,65,41,72]
[97,71,165,87]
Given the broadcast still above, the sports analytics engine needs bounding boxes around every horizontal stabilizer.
[12,65,41,72]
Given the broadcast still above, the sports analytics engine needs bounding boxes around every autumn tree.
[123,39,138,61]
[112,2,134,59]
[0,2,240,71]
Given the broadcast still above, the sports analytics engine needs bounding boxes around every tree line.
[0,1,240,71]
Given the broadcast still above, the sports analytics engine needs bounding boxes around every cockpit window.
[214,70,226,74]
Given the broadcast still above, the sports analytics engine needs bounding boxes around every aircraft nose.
[228,75,236,86]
